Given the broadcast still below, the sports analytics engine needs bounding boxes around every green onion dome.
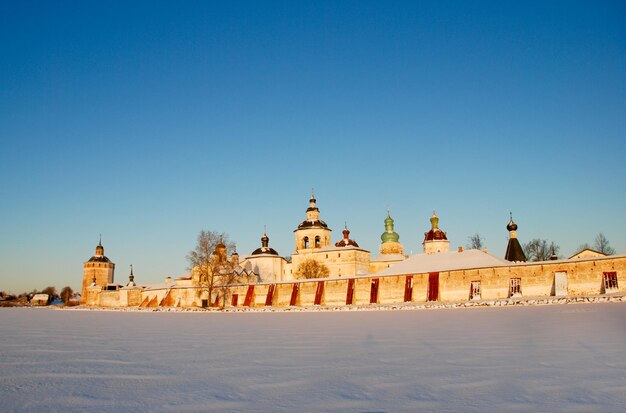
[381,210,400,243]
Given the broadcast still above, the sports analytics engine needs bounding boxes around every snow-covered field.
[1,304,625,413]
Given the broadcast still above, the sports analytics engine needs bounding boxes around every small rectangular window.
[603,272,618,293]
[470,281,481,300]
[509,278,522,297]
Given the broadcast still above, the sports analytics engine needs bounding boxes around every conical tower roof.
[504,213,526,262]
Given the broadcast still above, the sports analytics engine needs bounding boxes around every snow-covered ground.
[1,304,625,412]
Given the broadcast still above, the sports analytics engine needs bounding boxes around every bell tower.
[293,191,332,251]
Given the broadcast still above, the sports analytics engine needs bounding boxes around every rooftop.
[377,249,509,276]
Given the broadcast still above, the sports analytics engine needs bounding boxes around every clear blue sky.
[1,1,625,294]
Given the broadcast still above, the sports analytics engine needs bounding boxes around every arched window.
[315,236,321,248]
[303,237,309,249]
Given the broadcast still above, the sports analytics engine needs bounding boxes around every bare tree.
[523,239,560,262]
[593,233,616,255]
[466,233,484,250]
[186,230,236,307]
[213,264,247,308]
[295,258,330,279]
[60,286,74,304]
[575,242,591,253]
[41,286,58,300]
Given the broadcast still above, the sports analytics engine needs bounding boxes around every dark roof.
[335,228,360,247]
[424,229,447,241]
[87,255,111,263]
[335,239,359,248]
[505,238,527,262]
[251,246,279,256]
[295,219,329,230]
[251,232,279,255]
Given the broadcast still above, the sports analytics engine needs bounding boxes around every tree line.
[0,286,77,306]
[465,232,616,261]
[522,232,615,261]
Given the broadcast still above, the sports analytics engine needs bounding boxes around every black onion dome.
[507,213,518,231]
[306,196,319,212]
[251,232,279,255]
[507,220,518,231]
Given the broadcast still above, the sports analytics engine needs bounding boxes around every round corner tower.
[82,238,115,300]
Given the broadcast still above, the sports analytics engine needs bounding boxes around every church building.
[240,231,288,283]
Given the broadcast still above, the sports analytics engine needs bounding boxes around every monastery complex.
[81,193,625,309]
